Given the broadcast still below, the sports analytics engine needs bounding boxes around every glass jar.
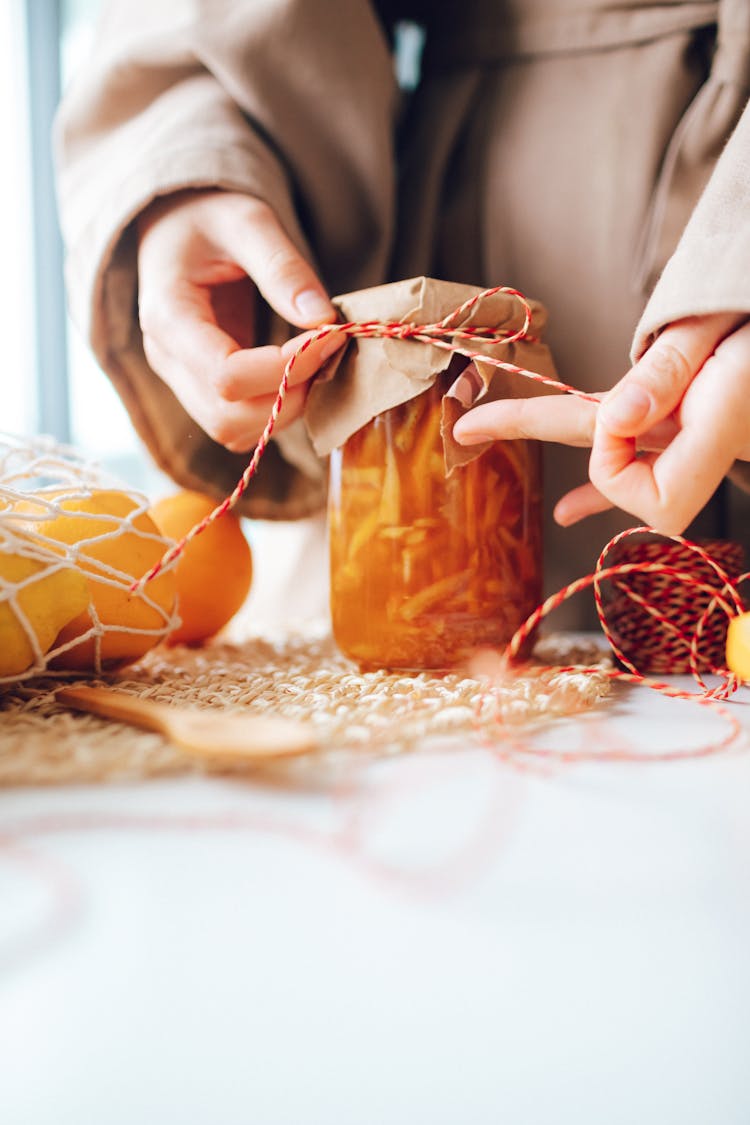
[328,378,543,671]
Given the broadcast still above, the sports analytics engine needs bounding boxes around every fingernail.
[599,385,651,430]
[294,289,333,324]
[453,426,493,445]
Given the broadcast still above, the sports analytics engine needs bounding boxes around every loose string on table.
[130,285,749,705]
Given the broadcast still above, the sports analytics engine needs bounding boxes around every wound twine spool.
[597,535,745,676]
[129,286,748,703]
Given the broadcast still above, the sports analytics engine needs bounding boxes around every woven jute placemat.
[0,627,611,787]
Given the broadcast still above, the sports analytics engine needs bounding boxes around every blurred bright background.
[0,0,158,489]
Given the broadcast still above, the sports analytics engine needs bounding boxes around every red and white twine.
[132,285,748,710]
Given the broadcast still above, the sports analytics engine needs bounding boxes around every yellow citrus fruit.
[726,612,750,681]
[20,489,177,670]
[149,490,253,645]
[0,542,90,678]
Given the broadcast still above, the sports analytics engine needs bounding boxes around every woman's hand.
[453,313,750,535]
[136,189,344,453]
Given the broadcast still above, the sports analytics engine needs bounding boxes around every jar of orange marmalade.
[328,375,543,671]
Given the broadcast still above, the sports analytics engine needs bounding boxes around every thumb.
[597,313,742,437]
[215,198,335,329]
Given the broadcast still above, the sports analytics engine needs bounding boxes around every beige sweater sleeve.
[631,0,750,497]
[55,0,397,518]
[633,102,750,355]
[632,0,750,356]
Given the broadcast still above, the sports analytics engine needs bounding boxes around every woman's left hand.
[453,312,750,535]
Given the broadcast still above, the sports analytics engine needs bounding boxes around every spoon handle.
[55,684,318,761]
[57,685,170,737]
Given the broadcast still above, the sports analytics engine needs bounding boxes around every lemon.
[0,544,89,678]
[726,612,750,681]
[18,489,177,670]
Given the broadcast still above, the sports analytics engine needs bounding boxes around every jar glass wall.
[328,379,542,670]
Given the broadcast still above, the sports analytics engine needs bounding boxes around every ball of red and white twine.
[133,285,748,705]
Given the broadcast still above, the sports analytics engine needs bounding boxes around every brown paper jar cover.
[304,276,561,462]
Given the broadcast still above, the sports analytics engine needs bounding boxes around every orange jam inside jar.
[328,378,543,671]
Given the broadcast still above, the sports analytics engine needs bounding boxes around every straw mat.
[0,627,611,787]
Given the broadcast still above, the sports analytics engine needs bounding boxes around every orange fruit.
[17,489,177,670]
[149,490,253,645]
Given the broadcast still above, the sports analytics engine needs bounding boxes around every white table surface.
[1,674,750,1125]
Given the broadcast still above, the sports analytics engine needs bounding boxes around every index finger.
[218,328,346,401]
[142,280,345,402]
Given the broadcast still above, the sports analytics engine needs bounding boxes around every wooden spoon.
[56,685,317,765]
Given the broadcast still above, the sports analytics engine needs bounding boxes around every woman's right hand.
[136,189,344,453]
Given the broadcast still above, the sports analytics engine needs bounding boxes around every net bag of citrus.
[304,277,560,671]
[0,432,177,683]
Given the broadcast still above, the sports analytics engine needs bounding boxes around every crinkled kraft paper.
[304,276,561,471]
